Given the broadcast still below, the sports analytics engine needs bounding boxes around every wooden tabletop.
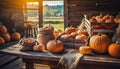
[0,41,120,66]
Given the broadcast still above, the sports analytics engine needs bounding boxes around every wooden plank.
[0,54,19,67]
[1,58,24,69]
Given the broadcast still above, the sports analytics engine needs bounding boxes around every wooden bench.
[0,41,120,69]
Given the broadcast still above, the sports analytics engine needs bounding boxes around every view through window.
[43,1,64,31]
[24,0,64,31]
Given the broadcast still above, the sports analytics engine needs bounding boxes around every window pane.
[26,10,39,22]
[27,2,39,9]
[43,1,64,31]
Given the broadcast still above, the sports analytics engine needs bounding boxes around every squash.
[77,29,88,36]
[33,42,45,52]
[46,39,64,53]
[65,26,76,34]
[0,37,5,45]
[89,16,97,23]
[108,41,120,58]
[89,34,110,54]
[75,34,87,41]
[1,33,11,42]
[0,25,7,34]
[79,45,92,55]
[11,32,21,41]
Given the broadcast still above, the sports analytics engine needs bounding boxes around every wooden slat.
[1,58,24,69]
[0,54,19,67]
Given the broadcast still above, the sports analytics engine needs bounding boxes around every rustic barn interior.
[0,0,120,69]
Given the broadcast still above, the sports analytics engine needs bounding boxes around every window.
[23,2,39,23]
[23,0,64,31]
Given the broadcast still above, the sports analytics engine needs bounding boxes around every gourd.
[11,29,21,41]
[33,42,45,52]
[46,39,64,53]
[0,37,5,45]
[0,25,7,34]
[1,33,11,42]
[108,41,120,58]
[89,34,110,54]
[75,34,87,41]
[79,45,92,55]
[65,26,76,34]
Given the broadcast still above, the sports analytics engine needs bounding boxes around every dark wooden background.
[0,0,120,34]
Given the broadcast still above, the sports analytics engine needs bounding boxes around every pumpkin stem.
[116,40,120,44]
[13,28,16,33]
[100,13,103,17]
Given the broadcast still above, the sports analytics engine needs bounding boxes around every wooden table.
[0,41,120,69]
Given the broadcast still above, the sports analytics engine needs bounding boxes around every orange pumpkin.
[89,17,97,23]
[70,32,78,38]
[65,26,76,34]
[1,33,11,42]
[0,37,5,45]
[75,34,87,41]
[89,34,110,54]
[33,43,45,52]
[108,42,120,58]
[46,39,64,53]
[113,18,119,23]
[105,19,111,23]
[79,46,93,55]
[61,34,73,39]
[0,25,7,34]
[77,29,88,36]
[103,15,110,20]
[11,32,21,41]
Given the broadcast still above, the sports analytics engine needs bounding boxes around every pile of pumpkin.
[58,26,88,41]
[89,15,120,23]
[23,21,38,29]
[79,33,120,58]
[0,25,21,45]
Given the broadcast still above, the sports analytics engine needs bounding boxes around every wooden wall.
[65,0,120,27]
[0,0,24,34]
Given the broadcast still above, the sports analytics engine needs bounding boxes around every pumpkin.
[1,33,11,42]
[22,38,36,46]
[103,15,110,20]
[79,46,93,55]
[96,18,104,23]
[77,29,88,36]
[0,25,7,34]
[65,26,76,34]
[89,34,110,54]
[105,19,111,23]
[113,18,119,23]
[70,32,78,38]
[46,39,64,53]
[108,41,120,58]
[61,34,73,39]
[89,16,97,23]
[0,37,5,45]
[11,32,21,41]
[75,34,87,41]
[33,42,45,52]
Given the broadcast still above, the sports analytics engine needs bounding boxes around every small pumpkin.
[79,45,93,55]
[89,34,110,54]
[46,39,64,53]
[70,32,78,38]
[77,29,88,36]
[11,32,21,41]
[105,19,111,23]
[103,15,110,20]
[108,41,120,58]
[65,26,76,34]
[0,37,5,45]
[1,33,11,42]
[0,25,7,34]
[89,16,97,23]
[61,34,73,39]
[75,34,87,41]
[33,42,45,52]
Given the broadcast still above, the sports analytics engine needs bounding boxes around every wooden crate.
[84,17,119,39]
[58,37,87,49]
